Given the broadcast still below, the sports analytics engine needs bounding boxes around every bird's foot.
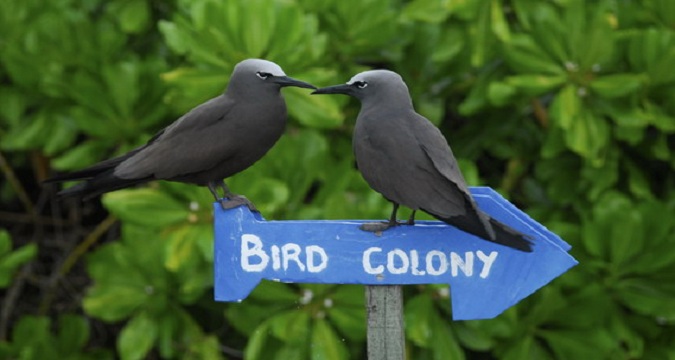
[219,195,259,213]
[359,221,399,233]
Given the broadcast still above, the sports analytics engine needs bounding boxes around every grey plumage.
[47,59,316,209]
[313,70,532,252]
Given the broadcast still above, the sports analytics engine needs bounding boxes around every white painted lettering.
[387,249,409,274]
[477,251,498,278]
[426,250,448,275]
[450,251,474,277]
[363,247,384,274]
[306,245,328,273]
[241,234,269,272]
[409,250,426,275]
[282,243,305,271]
[271,245,281,270]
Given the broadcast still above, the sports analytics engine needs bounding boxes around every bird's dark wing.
[412,115,536,251]
[413,116,471,198]
[113,95,239,181]
[389,114,471,218]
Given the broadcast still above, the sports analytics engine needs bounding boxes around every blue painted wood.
[214,186,577,320]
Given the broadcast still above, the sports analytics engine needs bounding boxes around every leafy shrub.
[1,0,674,359]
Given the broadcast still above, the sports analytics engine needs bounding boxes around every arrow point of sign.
[448,247,578,320]
[445,190,579,320]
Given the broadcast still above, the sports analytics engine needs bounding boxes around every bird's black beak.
[312,84,353,95]
[272,76,316,90]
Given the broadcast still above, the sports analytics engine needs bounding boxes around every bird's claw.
[219,195,259,213]
[359,221,398,233]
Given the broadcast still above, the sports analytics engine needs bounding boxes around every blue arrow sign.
[214,187,577,320]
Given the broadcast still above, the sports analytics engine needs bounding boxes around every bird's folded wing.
[415,121,472,198]
[114,95,238,180]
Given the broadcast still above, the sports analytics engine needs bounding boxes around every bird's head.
[227,59,316,97]
[312,70,411,106]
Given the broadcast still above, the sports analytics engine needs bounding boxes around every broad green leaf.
[502,335,548,360]
[248,280,300,303]
[590,74,645,98]
[430,316,464,360]
[550,84,581,129]
[157,21,189,54]
[487,82,516,106]
[505,74,566,96]
[12,316,51,350]
[118,312,158,360]
[330,284,365,307]
[431,27,465,63]
[564,109,609,162]
[165,226,203,272]
[405,294,434,347]
[0,87,28,126]
[490,0,511,42]
[42,114,78,155]
[241,0,276,56]
[187,335,225,360]
[616,278,675,319]
[0,237,37,288]
[285,87,344,129]
[1,111,54,150]
[310,318,349,360]
[625,160,652,199]
[454,322,494,351]
[50,140,110,170]
[540,329,616,359]
[402,0,450,23]
[83,285,150,321]
[326,306,366,342]
[245,323,273,360]
[102,188,190,226]
[503,34,563,75]
[269,310,310,343]
[56,314,89,354]
[157,315,178,358]
[111,0,150,34]
[227,302,290,336]
[0,230,10,255]
[470,1,492,67]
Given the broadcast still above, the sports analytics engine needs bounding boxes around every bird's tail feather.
[430,210,533,252]
[487,217,533,252]
[44,151,140,183]
[55,170,149,200]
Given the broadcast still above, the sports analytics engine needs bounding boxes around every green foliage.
[1,0,674,359]
[0,229,37,288]
[0,315,112,360]
[227,282,363,359]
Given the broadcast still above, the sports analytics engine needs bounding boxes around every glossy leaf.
[118,312,158,360]
[311,318,349,360]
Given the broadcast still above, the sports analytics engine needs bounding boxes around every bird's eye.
[256,72,271,80]
[353,81,368,89]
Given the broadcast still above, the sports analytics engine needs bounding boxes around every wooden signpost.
[213,187,577,357]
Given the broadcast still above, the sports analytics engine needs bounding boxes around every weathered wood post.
[366,285,405,359]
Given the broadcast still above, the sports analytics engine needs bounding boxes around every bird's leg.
[219,180,236,199]
[406,210,416,226]
[217,180,259,212]
[360,203,400,233]
[207,181,221,201]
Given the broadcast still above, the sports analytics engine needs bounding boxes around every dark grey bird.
[46,59,316,210]
[313,70,532,252]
